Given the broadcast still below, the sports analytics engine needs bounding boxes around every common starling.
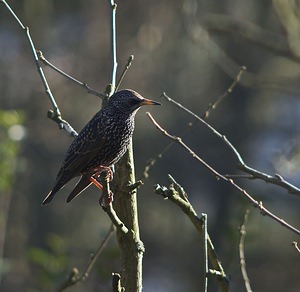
[42,89,160,205]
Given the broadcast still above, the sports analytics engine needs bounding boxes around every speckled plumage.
[42,89,160,205]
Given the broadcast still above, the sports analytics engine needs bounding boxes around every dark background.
[1,1,299,291]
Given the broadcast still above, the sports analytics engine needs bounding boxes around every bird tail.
[66,175,92,203]
[42,172,75,205]
[42,187,60,205]
[42,177,69,205]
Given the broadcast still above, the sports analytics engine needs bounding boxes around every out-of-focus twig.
[141,66,246,180]
[273,0,300,59]
[183,5,300,94]
[148,112,300,236]
[58,224,115,291]
[239,210,253,292]
[202,13,295,60]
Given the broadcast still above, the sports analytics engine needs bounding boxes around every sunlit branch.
[116,55,135,92]
[161,93,300,197]
[140,66,245,180]
[148,112,300,236]
[203,213,208,292]
[1,0,78,136]
[37,51,105,99]
[239,210,253,292]
[292,241,300,253]
[100,171,129,234]
[154,182,229,292]
[108,0,118,92]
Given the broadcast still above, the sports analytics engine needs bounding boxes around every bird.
[42,89,160,205]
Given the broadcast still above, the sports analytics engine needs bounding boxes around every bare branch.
[140,66,245,180]
[202,66,247,119]
[239,210,253,292]
[100,171,129,234]
[113,141,145,292]
[203,213,208,292]
[37,51,105,99]
[112,273,124,292]
[108,0,118,91]
[292,241,300,254]
[1,0,78,136]
[148,112,300,236]
[236,164,300,196]
[154,183,229,292]
[116,55,135,92]
[58,224,115,291]
[162,93,300,197]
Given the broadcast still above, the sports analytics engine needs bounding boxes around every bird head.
[109,89,161,114]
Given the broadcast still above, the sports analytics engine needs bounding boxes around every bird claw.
[94,166,114,181]
[99,190,114,207]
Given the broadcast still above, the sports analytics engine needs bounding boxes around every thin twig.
[162,92,300,197]
[1,0,77,136]
[236,164,300,196]
[148,112,300,236]
[168,174,189,201]
[37,50,105,98]
[203,213,208,292]
[202,14,293,59]
[239,210,253,292]
[292,241,300,254]
[140,66,245,180]
[154,183,229,292]
[100,171,129,234]
[58,224,115,291]
[116,55,134,92]
[108,0,118,92]
[202,66,246,119]
[112,273,124,292]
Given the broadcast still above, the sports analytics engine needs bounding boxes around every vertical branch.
[239,210,253,292]
[106,2,143,290]
[202,213,208,292]
[113,140,144,292]
[108,0,118,92]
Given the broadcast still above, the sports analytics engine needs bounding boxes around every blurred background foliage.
[0,0,299,291]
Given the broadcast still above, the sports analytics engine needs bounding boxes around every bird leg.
[89,172,114,207]
[93,166,114,181]
[89,176,103,191]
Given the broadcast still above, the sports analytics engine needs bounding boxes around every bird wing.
[42,115,108,205]
[55,137,104,187]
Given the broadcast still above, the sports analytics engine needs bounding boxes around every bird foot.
[89,172,114,207]
[99,191,114,207]
[94,166,114,181]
